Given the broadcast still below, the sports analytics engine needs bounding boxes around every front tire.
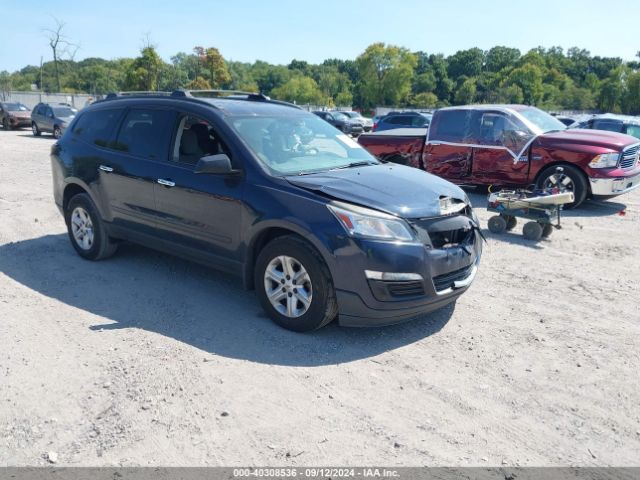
[32,122,41,136]
[255,235,338,332]
[53,125,62,139]
[65,193,117,260]
[536,165,587,209]
[2,118,9,130]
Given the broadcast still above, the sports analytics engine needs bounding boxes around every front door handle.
[99,165,113,173]
[157,178,175,187]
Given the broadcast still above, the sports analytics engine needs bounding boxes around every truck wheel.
[65,193,117,260]
[255,235,338,332]
[501,214,517,231]
[536,165,587,209]
[542,224,554,238]
[488,215,507,234]
[523,221,543,241]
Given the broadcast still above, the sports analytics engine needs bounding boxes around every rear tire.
[488,215,507,234]
[65,193,117,260]
[523,221,543,241]
[32,122,41,137]
[536,164,587,209]
[255,235,337,332]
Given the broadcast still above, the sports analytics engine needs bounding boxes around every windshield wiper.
[329,161,377,171]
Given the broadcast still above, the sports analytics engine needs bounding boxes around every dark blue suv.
[51,90,482,332]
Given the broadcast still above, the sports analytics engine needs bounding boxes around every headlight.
[589,152,620,168]
[328,202,415,242]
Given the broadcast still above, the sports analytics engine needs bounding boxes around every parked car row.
[51,90,483,332]
[0,101,77,138]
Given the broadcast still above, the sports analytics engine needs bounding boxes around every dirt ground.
[1,128,639,467]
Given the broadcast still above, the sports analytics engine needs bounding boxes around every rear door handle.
[157,178,175,187]
[99,165,113,173]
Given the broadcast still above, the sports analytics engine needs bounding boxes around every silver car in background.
[31,103,77,139]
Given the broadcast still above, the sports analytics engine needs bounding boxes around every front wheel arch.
[243,224,332,290]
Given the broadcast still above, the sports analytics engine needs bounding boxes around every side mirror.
[194,153,238,175]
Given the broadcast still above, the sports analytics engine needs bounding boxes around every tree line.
[1,41,639,114]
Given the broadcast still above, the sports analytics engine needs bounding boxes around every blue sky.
[2,0,639,72]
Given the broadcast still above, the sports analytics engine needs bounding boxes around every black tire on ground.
[523,221,543,241]
[488,215,507,234]
[32,122,41,136]
[536,164,588,209]
[65,193,117,261]
[254,235,338,332]
[2,118,9,130]
[53,126,62,139]
[542,224,554,238]
[501,214,517,231]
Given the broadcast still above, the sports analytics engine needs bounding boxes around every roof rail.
[104,91,172,100]
[172,89,302,109]
[171,89,269,100]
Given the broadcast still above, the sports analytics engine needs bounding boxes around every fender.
[242,217,336,290]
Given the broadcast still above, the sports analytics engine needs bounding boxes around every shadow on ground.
[0,234,454,367]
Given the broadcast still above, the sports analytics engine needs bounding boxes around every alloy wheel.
[70,206,94,250]
[263,255,313,318]
[542,172,574,192]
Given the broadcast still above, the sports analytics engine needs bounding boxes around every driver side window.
[172,115,230,168]
[477,112,531,152]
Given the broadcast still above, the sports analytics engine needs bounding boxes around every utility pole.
[40,56,43,102]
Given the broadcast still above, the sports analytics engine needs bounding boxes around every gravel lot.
[1,128,639,466]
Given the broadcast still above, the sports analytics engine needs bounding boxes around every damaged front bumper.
[330,212,482,327]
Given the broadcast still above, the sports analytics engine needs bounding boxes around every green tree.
[204,47,231,88]
[447,48,484,79]
[186,76,211,90]
[271,76,328,105]
[485,46,520,73]
[410,92,438,108]
[124,46,164,91]
[454,77,477,104]
[505,64,544,104]
[356,43,417,107]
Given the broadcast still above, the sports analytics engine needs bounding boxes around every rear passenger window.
[72,109,122,147]
[429,110,473,143]
[114,109,174,160]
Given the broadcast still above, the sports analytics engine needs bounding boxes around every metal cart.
[486,188,575,241]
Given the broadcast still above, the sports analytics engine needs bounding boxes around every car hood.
[286,164,466,218]
[540,129,638,150]
[57,115,75,123]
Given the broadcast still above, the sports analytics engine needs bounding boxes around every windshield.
[230,113,378,175]
[332,112,348,122]
[518,107,566,133]
[52,106,77,118]
[5,103,29,112]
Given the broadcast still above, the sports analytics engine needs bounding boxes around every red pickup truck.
[358,105,640,207]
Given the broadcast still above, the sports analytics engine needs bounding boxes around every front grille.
[433,264,474,292]
[620,143,640,169]
[387,281,425,297]
[410,211,475,249]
